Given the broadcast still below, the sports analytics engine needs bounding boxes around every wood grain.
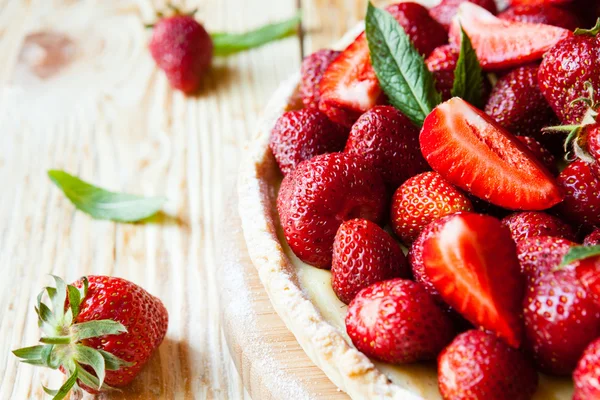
[0,0,311,398]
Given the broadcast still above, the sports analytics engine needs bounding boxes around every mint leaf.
[560,245,600,267]
[451,27,483,108]
[48,170,165,222]
[212,14,300,56]
[365,2,441,127]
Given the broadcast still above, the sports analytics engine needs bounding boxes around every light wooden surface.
[0,0,387,398]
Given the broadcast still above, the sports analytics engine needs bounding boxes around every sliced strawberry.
[420,97,563,210]
[450,3,571,70]
[421,212,525,347]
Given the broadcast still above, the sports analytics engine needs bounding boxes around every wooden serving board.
[220,193,349,400]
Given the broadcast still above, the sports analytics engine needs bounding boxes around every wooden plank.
[0,0,301,398]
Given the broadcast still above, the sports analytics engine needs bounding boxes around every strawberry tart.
[238,0,600,398]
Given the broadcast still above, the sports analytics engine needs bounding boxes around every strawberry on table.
[573,338,600,400]
[269,109,348,176]
[429,0,498,30]
[391,172,473,245]
[538,20,600,124]
[555,160,600,228]
[501,211,575,242]
[344,105,428,190]
[450,3,571,70]
[277,153,387,269]
[13,276,168,397]
[516,236,576,284]
[331,219,409,304]
[498,4,581,30]
[523,266,600,375]
[438,330,538,400]
[421,212,525,347]
[485,65,557,138]
[345,279,456,364]
[419,97,562,210]
[300,49,341,110]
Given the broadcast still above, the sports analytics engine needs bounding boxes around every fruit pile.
[272,0,600,398]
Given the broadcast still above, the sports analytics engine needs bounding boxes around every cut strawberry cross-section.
[421,212,525,347]
[450,2,571,70]
[420,97,563,210]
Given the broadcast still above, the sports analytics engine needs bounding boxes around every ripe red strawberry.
[421,212,525,347]
[589,123,600,165]
[344,106,429,190]
[331,219,409,304]
[538,23,600,124]
[585,229,600,245]
[269,109,348,175]
[425,45,459,100]
[555,160,600,228]
[420,97,563,210]
[573,338,600,400]
[391,172,473,244]
[501,211,575,242]
[523,267,600,375]
[438,330,538,400]
[516,236,575,284]
[300,49,341,109]
[516,136,558,175]
[319,3,446,127]
[277,153,387,268]
[450,3,571,70]
[575,253,600,304]
[13,276,168,395]
[430,0,498,30]
[498,5,581,30]
[485,65,557,138]
[149,13,213,94]
[346,279,455,363]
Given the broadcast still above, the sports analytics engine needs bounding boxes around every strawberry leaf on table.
[451,27,483,108]
[211,13,301,56]
[365,2,441,127]
[561,245,600,267]
[48,170,166,222]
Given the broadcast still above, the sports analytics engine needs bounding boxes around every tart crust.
[237,24,426,400]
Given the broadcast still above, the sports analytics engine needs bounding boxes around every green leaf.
[451,27,483,108]
[561,245,600,267]
[97,349,133,370]
[22,359,49,366]
[75,363,118,391]
[41,344,55,368]
[212,13,300,56]
[40,336,71,345]
[74,345,105,389]
[51,370,78,400]
[67,284,81,320]
[50,276,67,321]
[365,2,441,127]
[13,345,45,360]
[48,170,166,222]
[71,320,127,342]
[42,386,58,396]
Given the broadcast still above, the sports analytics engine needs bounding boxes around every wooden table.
[0,0,388,398]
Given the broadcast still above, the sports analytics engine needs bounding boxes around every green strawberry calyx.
[12,276,132,400]
[574,18,600,37]
[559,245,600,268]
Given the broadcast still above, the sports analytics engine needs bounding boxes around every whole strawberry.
[585,229,600,245]
[300,49,341,109]
[501,211,575,242]
[331,219,409,304]
[523,267,600,375]
[485,65,557,138]
[538,21,600,124]
[573,338,600,400]
[13,276,168,396]
[555,160,600,228]
[438,330,538,400]
[430,0,498,30]
[345,105,429,190]
[589,122,600,166]
[277,153,387,268]
[499,5,581,30]
[346,279,455,364]
[391,172,473,244]
[516,236,575,285]
[269,109,348,175]
[149,12,213,94]
[516,136,558,175]
[425,45,459,100]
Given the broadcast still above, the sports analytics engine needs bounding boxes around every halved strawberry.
[421,212,525,347]
[318,33,381,127]
[450,3,571,70]
[420,98,562,210]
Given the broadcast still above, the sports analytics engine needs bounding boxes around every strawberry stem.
[574,18,600,36]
